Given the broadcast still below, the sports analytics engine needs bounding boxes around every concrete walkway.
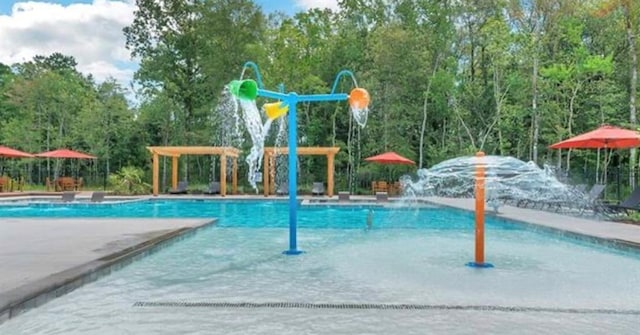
[0,218,213,321]
[424,196,640,246]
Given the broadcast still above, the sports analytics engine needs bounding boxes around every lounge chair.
[606,187,640,214]
[61,191,76,202]
[548,183,606,212]
[574,184,587,193]
[90,191,105,202]
[376,191,388,203]
[276,182,288,196]
[169,181,188,194]
[338,191,350,202]
[586,184,606,205]
[311,182,325,196]
[204,182,221,195]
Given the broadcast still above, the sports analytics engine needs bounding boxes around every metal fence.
[558,166,640,203]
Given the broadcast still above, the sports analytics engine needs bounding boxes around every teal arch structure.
[237,61,362,255]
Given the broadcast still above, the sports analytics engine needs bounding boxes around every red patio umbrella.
[364,151,415,165]
[36,148,96,184]
[0,145,34,158]
[365,151,414,195]
[549,125,640,149]
[35,148,96,159]
[549,124,640,186]
[0,146,33,179]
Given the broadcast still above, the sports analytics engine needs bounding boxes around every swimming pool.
[1,200,639,334]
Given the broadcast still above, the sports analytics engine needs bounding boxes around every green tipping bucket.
[229,79,258,100]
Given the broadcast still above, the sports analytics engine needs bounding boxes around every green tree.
[594,0,640,186]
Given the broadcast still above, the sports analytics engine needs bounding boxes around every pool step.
[133,301,640,315]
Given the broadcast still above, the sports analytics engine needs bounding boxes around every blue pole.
[298,93,348,103]
[242,61,265,89]
[257,89,287,101]
[242,63,362,256]
[254,90,351,255]
[330,70,356,94]
[283,93,302,255]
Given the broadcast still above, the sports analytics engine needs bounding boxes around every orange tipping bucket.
[348,88,370,110]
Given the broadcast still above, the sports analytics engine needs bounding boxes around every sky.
[0,0,339,101]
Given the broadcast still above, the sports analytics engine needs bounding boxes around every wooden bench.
[0,176,10,192]
[388,181,402,196]
[372,181,388,194]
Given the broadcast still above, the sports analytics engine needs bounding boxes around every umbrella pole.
[604,148,607,186]
[603,147,609,201]
[596,148,600,184]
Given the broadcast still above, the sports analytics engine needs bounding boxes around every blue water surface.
[0,199,504,230]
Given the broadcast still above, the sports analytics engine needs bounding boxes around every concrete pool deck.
[424,196,640,247]
[0,218,214,322]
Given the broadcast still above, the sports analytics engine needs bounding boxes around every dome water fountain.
[401,155,597,214]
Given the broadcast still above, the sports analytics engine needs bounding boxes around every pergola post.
[171,156,179,190]
[220,154,227,196]
[232,157,238,195]
[152,153,159,196]
[327,153,335,197]
[263,151,270,197]
[270,154,276,194]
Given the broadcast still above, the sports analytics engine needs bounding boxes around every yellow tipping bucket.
[264,102,289,120]
[348,88,370,110]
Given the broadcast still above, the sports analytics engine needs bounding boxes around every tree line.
[0,0,638,194]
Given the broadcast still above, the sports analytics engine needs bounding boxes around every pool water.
[1,201,639,334]
[0,199,483,229]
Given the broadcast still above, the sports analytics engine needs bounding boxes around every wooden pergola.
[263,146,340,197]
[147,146,241,196]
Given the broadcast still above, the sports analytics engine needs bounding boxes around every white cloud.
[0,0,137,89]
[295,0,339,11]
[82,60,134,85]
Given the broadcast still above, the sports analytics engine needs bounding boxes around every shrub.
[108,166,150,195]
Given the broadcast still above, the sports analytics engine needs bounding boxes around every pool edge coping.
[422,198,640,253]
[0,219,217,324]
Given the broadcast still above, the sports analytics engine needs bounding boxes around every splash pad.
[228,61,370,254]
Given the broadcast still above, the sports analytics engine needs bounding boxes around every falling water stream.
[216,67,370,193]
